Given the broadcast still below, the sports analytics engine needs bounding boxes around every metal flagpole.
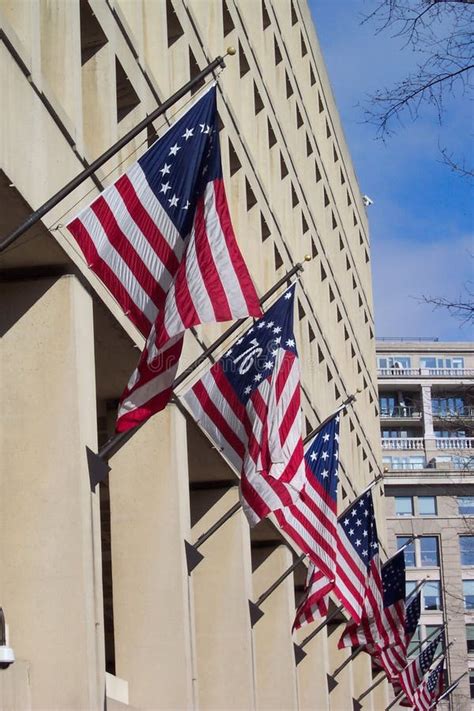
[0,50,235,254]
[184,387,358,573]
[433,670,468,706]
[248,554,306,627]
[88,257,312,493]
[383,631,450,711]
[356,673,385,703]
[299,603,345,650]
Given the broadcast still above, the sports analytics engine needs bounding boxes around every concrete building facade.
[378,340,474,710]
[1,2,385,709]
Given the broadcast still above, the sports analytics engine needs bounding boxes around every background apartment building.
[377,340,474,710]
[1,1,385,709]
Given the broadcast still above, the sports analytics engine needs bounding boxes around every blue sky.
[308,1,473,341]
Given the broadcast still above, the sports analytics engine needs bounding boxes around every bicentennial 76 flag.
[67,85,261,431]
[183,285,305,525]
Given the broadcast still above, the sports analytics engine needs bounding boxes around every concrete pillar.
[0,660,32,710]
[327,623,354,711]
[295,612,330,709]
[253,546,299,710]
[253,546,298,711]
[192,487,256,710]
[0,276,105,710]
[352,651,373,711]
[422,384,436,461]
[368,674,389,710]
[109,406,196,710]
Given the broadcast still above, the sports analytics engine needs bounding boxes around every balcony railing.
[378,367,474,378]
[435,437,474,450]
[433,407,474,420]
[381,437,424,450]
[380,406,422,419]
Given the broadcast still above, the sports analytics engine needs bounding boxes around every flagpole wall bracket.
[249,600,265,627]
[293,643,307,665]
[327,674,338,693]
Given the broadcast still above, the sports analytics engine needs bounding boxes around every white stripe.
[117,335,182,416]
[184,217,215,323]
[204,182,249,318]
[127,163,182,253]
[77,209,158,325]
[104,182,177,292]
[183,374,246,473]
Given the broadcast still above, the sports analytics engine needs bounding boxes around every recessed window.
[395,496,413,516]
[461,536,474,566]
[423,581,442,610]
[458,497,474,515]
[470,671,474,699]
[407,625,420,656]
[419,496,437,516]
[425,625,443,653]
[420,537,439,567]
[406,580,417,598]
[463,580,474,609]
[467,624,474,654]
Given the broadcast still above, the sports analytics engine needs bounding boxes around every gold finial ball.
[226,46,236,56]
[304,254,312,262]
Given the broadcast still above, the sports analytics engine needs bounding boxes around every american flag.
[183,284,305,525]
[339,550,406,659]
[333,489,383,625]
[413,658,445,711]
[67,85,261,431]
[292,562,333,631]
[276,412,340,598]
[372,590,421,682]
[398,631,444,704]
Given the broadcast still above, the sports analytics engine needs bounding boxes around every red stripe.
[91,195,164,307]
[192,373,246,460]
[213,180,261,317]
[122,335,184,395]
[274,351,294,403]
[240,475,271,521]
[192,195,232,320]
[115,174,181,280]
[68,217,151,337]
[278,383,300,448]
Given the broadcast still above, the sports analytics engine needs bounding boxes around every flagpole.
[385,644,453,711]
[247,553,306,627]
[332,646,363,678]
[0,51,236,254]
[93,257,311,469]
[356,671,385,702]
[405,576,428,603]
[184,391,360,573]
[434,670,468,705]
[299,604,345,649]
[303,393,358,443]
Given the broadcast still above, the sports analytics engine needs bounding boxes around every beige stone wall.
[0,1,385,708]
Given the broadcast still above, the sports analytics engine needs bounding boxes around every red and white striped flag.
[338,550,406,658]
[398,632,444,704]
[183,285,305,525]
[413,658,445,711]
[67,85,261,431]
[293,562,333,630]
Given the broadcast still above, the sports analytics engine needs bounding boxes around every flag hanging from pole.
[397,632,444,705]
[274,411,340,628]
[67,85,261,431]
[183,284,305,525]
[338,550,406,658]
[332,489,383,625]
[372,589,421,682]
[413,658,445,711]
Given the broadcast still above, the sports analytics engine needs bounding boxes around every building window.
[395,496,414,516]
[423,581,442,610]
[470,671,474,699]
[399,536,440,567]
[418,496,437,516]
[406,580,417,598]
[377,356,411,370]
[432,396,464,416]
[383,456,425,471]
[397,536,415,567]
[460,536,474,566]
[407,625,420,657]
[467,625,474,655]
[425,625,443,653]
[458,497,474,515]
[421,356,464,369]
[464,581,474,610]
[419,537,439,567]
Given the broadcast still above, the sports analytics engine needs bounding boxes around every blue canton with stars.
[339,490,379,568]
[405,592,421,639]
[138,85,221,235]
[381,550,406,608]
[304,414,340,501]
[220,285,297,404]
[426,659,444,695]
[417,632,444,676]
